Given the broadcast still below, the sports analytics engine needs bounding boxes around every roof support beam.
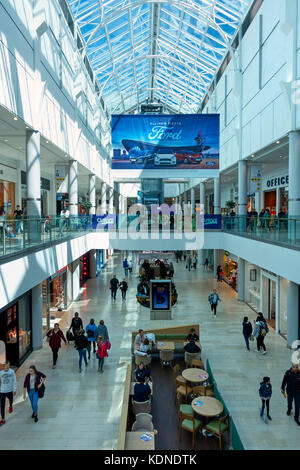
[149,2,161,102]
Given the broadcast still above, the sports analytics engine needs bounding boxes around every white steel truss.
[68,0,251,114]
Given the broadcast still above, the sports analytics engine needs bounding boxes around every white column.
[15,163,22,207]
[89,174,96,215]
[66,264,73,305]
[69,160,78,216]
[191,187,195,215]
[288,130,300,217]
[108,187,114,213]
[198,249,206,265]
[26,130,41,218]
[31,283,43,350]
[72,258,80,300]
[238,258,245,301]
[200,182,206,213]
[214,178,220,214]
[184,184,188,205]
[101,182,107,214]
[287,281,299,348]
[213,249,223,275]
[89,249,97,279]
[238,160,248,216]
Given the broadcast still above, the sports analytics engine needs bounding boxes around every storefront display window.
[0,180,15,217]
[279,278,288,339]
[223,254,238,291]
[245,262,261,312]
[18,295,31,359]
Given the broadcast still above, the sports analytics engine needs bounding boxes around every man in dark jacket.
[69,312,83,338]
[46,323,67,369]
[186,328,199,342]
[184,339,201,354]
[133,377,151,402]
[110,275,119,300]
[281,363,300,425]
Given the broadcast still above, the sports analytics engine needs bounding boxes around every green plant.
[81,201,92,213]
[225,200,236,210]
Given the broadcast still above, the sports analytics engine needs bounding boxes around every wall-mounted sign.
[55,165,68,193]
[265,175,289,190]
[248,166,262,196]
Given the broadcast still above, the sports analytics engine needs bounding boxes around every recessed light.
[4,139,8,142]
[276,140,280,144]
[13,117,18,121]
[46,141,49,144]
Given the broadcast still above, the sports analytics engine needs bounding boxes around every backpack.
[259,321,268,337]
[87,328,94,338]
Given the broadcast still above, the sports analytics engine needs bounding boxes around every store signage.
[92,214,117,229]
[266,175,289,189]
[55,165,68,193]
[248,166,262,196]
[201,214,222,230]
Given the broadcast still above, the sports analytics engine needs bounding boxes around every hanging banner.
[248,166,262,197]
[111,114,220,177]
[55,165,68,193]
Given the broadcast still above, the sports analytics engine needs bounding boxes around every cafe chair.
[179,412,203,449]
[176,380,192,405]
[205,384,215,397]
[177,394,193,424]
[159,349,174,367]
[131,413,154,432]
[172,364,185,399]
[132,399,152,415]
[191,359,204,369]
[205,415,230,450]
[135,353,152,367]
[184,351,201,368]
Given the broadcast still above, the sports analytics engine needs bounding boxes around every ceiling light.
[13,117,18,121]
[4,139,8,142]
[46,141,49,144]
[276,140,280,144]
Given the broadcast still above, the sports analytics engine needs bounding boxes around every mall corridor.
[0,253,297,450]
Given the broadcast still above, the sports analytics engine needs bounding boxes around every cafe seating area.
[118,324,231,450]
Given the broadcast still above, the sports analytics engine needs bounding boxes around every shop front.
[262,174,289,216]
[0,292,32,367]
[260,270,288,338]
[42,267,68,335]
[223,252,238,291]
[244,262,261,313]
[96,249,106,274]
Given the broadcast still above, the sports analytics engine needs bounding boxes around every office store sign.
[264,175,289,190]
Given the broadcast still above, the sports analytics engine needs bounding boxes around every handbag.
[38,383,45,398]
[106,340,111,350]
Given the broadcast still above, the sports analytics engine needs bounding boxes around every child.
[259,376,272,421]
[96,336,108,373]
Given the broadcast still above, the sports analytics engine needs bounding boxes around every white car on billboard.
[154,149,176,166]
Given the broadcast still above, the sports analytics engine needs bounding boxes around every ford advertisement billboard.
[111,114,219,171]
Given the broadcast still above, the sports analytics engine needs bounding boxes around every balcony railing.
[0,213,299,259]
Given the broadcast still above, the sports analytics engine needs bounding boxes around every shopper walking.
[242,316,253,351]
[192,256,197,270]
[128,258,133,274]
[23,365,46,423]
[259,377,272,421]
[96,336,109,373]
[14,205,23,234]
[46,323,67,369]
[85,319,98,360]
[231,267,237,289]
[208,289,221,316]
[123,258,129,276]
[69,312,83,339]
[281,363,300,425]
[110,274,119,300]
[97,320,109,343]
[0,361,17,426]
[186,255,192,271]
[216,265,222,282]
[204,258,209,271]
[75,329,89,373]
[119,278,128,300]
[253,315,269,354]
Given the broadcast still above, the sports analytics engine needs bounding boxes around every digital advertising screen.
[111,114,219,175]
[151,281,171,310]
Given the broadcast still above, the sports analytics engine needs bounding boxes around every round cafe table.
[182,368,209,384]
[191,396,224,418]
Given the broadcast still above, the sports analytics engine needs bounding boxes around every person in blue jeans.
[85,319,98,360]
[259,376,272,420]
[75,330,89,372]
[123,258,129,276]
[23,365,46,423]
[242,316,253,351]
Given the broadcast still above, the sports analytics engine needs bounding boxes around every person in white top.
[0,361,17,426]
[231,268,237,289]
[59,208,70,234]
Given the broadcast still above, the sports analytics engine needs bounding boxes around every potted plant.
[81,201,92,214]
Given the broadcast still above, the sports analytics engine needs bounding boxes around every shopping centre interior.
[0,0,300,452]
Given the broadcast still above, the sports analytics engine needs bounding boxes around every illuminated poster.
[111,114,219,171]
[151,281,171,310]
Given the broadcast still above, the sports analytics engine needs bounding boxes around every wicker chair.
[184,351,201,367]
[135,353,152,367]
[159,349,174,367]
[131,413,154,432]
[132,399,151,415]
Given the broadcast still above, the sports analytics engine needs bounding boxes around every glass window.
[18,294,31,359]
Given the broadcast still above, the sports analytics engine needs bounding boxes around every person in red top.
[96,336,108,373]
[46,323,67,369]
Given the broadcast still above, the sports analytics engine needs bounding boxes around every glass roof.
[68,0,251,114]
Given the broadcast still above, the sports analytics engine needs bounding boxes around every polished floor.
[0,253,297,450]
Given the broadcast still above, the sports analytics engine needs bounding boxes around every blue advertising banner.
[92,214,117,229]
[197,214,222,230]
[111,114,219,171]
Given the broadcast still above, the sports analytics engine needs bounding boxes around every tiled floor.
[0,252,298,450]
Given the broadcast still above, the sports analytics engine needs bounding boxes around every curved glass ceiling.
[68,0,251,114]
